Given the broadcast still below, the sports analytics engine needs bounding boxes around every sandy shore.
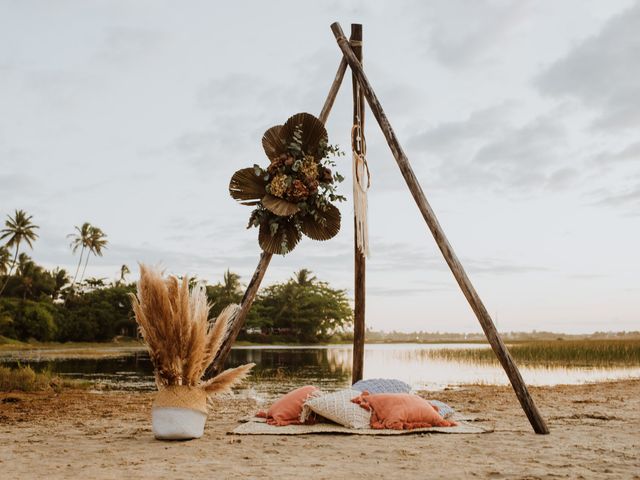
[1,380,639,479]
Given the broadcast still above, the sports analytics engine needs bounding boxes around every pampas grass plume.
[130,265,254,397]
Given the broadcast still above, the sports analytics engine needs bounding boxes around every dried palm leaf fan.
[131,265,254,440]
[229,112,346,255]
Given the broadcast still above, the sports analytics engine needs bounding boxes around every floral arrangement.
[229,113,345,255]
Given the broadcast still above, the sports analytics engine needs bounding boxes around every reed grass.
[0,364,90,392]
[428,340,640,366]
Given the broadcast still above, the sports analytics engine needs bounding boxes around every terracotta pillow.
[257,386,320,426]
[352,392,458,430]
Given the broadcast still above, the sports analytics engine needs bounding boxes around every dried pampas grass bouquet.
[131,264,254,440]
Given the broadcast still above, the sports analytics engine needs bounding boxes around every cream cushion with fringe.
[301,389,371,429]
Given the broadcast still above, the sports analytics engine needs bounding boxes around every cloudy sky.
[1,0,638,333]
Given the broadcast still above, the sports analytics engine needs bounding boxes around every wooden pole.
[211,60,348,375]
[211,251,272,374]
[319,58,347,124]
[329,22,549,434]
[350,24,366,384]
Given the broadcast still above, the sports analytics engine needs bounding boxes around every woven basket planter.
[152,385,208,440]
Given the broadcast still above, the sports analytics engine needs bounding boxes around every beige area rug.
[231,415,492,435]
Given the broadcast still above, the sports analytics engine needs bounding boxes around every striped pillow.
[427,399,455,419]
[352,378,412,394]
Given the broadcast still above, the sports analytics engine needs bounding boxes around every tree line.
[0,209,352,344]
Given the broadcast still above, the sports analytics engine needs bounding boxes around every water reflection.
[2,344,638,396]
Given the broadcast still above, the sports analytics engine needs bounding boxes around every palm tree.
[83,277,106,290]
[293,268,317,287]
[117,264,130,286]
[68,222,92,287]
[79,226,108,282]
[16,252,34,276]
[223,269,242,295]
[52,268,69,300]
[0,210,39,296]
[0,246,10,276]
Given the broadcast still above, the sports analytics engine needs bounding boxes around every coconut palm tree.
[117,264,130,286]
[222,269,242,296]
[0,246,10,276]
[16,252,33,276]
[293,268,317,287]
[52,268,69,300]
[79,226,108,282]
[83,277,106,290]
[68,222,93,287]
[0,210,39,296]
[18,254,35,300]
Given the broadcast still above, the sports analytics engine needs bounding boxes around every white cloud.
[536,2,640,131]
[417,0,532,68]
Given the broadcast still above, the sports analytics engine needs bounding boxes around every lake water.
[2,343,639,398]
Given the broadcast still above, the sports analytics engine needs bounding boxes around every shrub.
[0,365,48,392]
[0,298,58,342]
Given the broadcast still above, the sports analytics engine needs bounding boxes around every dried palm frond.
[229,168,267,205]
[279,112,328,156]
[201,363,254,395]
[130,265,254,397]
[258,219,301,255]
[262,125,285,161]
[262,193,300,216]
[301,203,341,241]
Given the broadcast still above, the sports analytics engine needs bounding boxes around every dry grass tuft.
[0,365,89,392]
[130,265,253,396]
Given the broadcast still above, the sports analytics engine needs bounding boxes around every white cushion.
[302,389,371,429]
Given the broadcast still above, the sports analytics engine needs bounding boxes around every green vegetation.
[0,209,352,344]
[208,268,353,343]
[362,330,640,343]
[0,364,90,392]
[1,209,634,349]
[428,340,640,366]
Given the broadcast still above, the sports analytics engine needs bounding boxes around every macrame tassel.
[352,124,370,257]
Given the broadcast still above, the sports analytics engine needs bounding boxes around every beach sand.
[1,380,638,479]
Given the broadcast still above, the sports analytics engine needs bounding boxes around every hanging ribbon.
[351,117,370,257]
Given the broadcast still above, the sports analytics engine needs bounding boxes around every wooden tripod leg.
[319,58,347,124]
[211,252,272,374]
[350,24,366,384]
[211,57,349,375]
[330,22,549,434]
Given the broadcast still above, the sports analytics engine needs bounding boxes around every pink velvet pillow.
[257,386,320,426]
[352,392,457,430]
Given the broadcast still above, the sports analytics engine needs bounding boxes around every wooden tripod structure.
[212,22,550,435]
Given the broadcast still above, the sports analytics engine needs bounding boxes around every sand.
[1,380,639,479]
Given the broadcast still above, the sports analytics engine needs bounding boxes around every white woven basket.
[151,386,208,440]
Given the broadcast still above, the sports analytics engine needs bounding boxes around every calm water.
[2,344,639,397]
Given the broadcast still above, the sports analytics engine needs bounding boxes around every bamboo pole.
[350,24,366,384]
[329,21,549,435]
[210,58,348,375]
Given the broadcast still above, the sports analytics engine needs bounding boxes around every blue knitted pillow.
[427,399,455,419]
[351,378,412,394]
